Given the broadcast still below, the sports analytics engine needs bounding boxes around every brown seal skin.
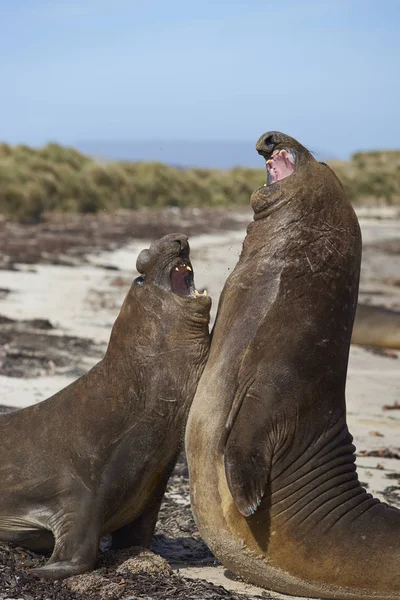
[0,233,211,580]
[353,303,400,349]
[186,132,400,600]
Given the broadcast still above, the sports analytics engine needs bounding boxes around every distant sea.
[76,140,334,169]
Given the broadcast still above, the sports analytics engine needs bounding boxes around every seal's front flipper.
[30,560,91,580]
[31,537,98,580]
[224,383,274,517]
[31,510,100,580]
[112,494,164,550]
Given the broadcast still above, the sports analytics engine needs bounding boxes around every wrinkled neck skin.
[103,283,210,421]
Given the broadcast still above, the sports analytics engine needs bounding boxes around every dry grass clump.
[329,150,400,207]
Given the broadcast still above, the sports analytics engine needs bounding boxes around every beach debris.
[365,347,398,359]
[382,401,400,410]
[358,449,400,459]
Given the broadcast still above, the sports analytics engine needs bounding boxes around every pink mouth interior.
[170,263,192,296]
[266,149,295,184]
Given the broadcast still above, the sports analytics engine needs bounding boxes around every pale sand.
[0,209,399,599]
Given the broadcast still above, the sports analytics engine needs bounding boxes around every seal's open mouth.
[170,261,207,298]
[261,148,296,186]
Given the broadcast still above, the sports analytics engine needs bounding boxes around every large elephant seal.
[353,303,400,349]
[186,132,400,600]
[0,233,210,580]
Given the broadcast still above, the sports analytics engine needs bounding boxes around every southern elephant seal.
[353,303,400,349]
[0,233,210,580]
[186,132,400,600]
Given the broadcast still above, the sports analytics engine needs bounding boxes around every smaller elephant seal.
[0,233,210,580]
[352,303,400,349]
[186,132,400,600]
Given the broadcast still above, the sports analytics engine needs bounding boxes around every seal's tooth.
[194,290,200,297]
[175,267,179,271]
[186,265,192,271]
[266,159,273,166]
[203,290,208,296]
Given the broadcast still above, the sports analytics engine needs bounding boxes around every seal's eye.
[133,276,145,287]
[319,161,328,167]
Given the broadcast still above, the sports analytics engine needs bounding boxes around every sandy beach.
[0,207,399,599]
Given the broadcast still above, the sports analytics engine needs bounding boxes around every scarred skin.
[186,132,400,600]
[0,233,211,580]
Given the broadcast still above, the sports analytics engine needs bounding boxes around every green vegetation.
[0,142,399,222]
[329,151,400,207]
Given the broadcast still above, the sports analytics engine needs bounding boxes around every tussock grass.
[0,142,399,222]
[329,151,400,207]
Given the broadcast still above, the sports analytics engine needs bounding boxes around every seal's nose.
[171,233,189,249]
[256,131,286,156]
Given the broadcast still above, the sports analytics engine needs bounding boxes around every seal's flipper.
[224,384,274,517]
[112,492,165,549]
[30,560,92,580]
[31,507,100,580]
[31,540,98,580]
[112,455,179,549]
[224,440,270,517]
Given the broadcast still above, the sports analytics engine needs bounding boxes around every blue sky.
[0,0,399,159]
